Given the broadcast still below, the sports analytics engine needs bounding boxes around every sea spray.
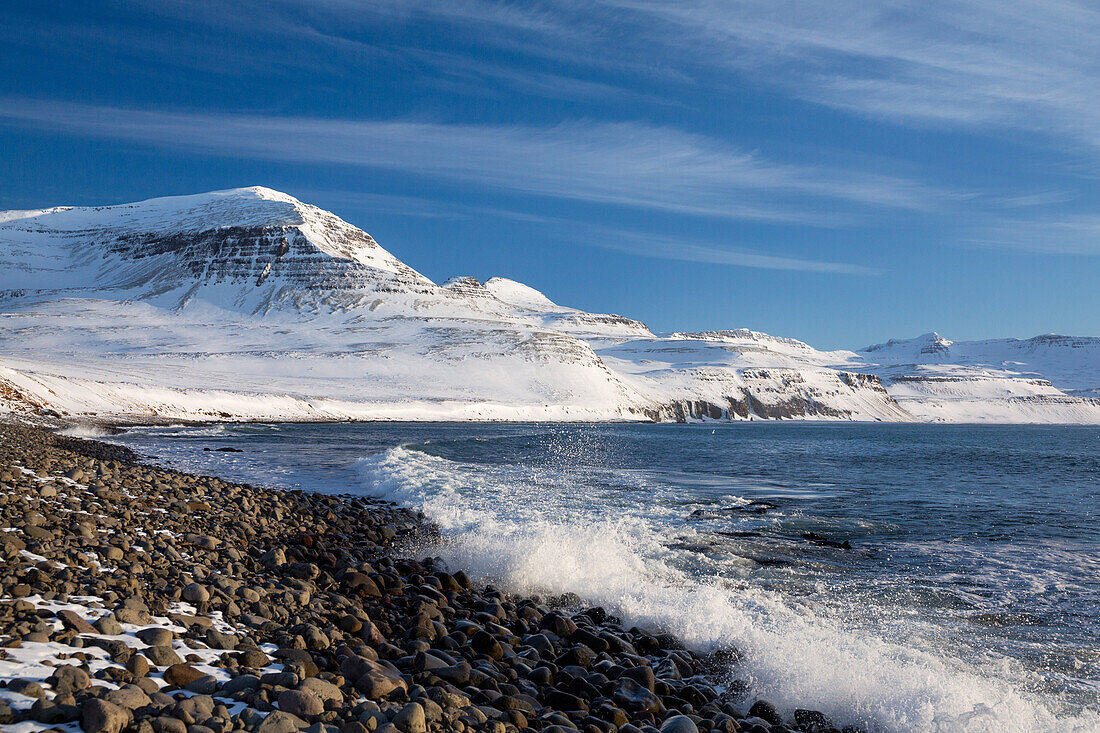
[356,445,1100,733]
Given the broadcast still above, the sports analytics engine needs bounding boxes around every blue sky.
[2,1,1098,348]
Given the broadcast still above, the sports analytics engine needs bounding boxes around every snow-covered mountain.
[1,187,1096,423]
[847,332,1100,422]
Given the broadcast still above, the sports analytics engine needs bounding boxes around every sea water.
[114,422,1100,732]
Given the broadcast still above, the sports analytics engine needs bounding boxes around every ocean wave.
[354,445,1100,733]
[56,424,115,439]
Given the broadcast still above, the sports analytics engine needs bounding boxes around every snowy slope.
[597,332,908,421]
[859,332,1100,396]
[0,187,1097,423]
[835,332,1100,423]
[0,188,647,421]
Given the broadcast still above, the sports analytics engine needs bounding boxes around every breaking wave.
[355,445,1099,733]
[57,424,115,439]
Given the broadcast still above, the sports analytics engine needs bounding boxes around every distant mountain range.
[2,187,1097,423]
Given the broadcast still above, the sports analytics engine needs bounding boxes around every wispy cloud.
[14,1,1098,156]
[291,0,1100,156]
[580,228,881,275]
[966,215,1100,254]
[0,98,954,224]
[600,1,1100,153]
[299,190,876,274]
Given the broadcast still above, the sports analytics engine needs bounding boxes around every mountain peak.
[484,277,560,310]
[443,276,500,301]
[0,187,435,312]
[863,331,952,355]
[0,186,308,233]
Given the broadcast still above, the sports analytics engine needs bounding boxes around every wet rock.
[794,709,832,732]
[748,700,782,726]
[614,677,661,713]
[660,715,699,733]
[621,665,656,692]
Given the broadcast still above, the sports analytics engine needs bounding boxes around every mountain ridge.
[1,187,1097,423]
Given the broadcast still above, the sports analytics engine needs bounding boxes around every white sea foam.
[56,424,113,439]
[355,446,1100,733]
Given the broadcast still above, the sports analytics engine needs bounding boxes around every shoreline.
[0,423,842,733]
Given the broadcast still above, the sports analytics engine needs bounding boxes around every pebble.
[182,582,211,603]
[278,688,324,717]
[0,423,789,733]
[83,698,128,733]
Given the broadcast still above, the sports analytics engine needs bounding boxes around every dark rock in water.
[653,632,684,650]
[540,611,578,637]
[556,643,596,668]
[203,446,244,452]
[697,646,743,673]
[748,700,782,725]
[471,629,504,660]
[580,606,608,624]
[794,708,833,732]
[547,689,589,712]
[801,532,852,550]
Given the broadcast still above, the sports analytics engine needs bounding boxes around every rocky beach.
[0,422,839,733]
